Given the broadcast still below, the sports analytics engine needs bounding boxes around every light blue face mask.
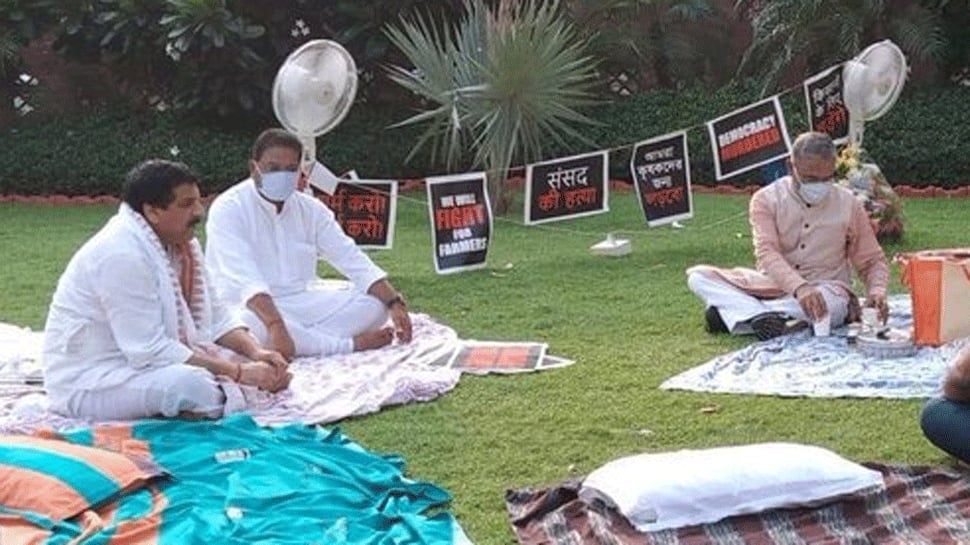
[257,169,299,202]
[799,181,832,204]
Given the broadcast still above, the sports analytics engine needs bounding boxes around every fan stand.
[590,233,631,257]
[848,119,866,148]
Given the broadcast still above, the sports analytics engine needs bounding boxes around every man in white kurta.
[205,129,412,359]
[43,160,289,420]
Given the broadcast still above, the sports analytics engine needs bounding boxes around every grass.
[1,192,967,544]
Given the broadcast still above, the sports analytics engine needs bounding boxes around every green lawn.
[0,193,966,544]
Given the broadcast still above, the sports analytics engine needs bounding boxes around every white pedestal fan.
[842,39,909,147]
[271,39,358,193]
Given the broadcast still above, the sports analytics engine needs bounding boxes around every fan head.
[272,40,358,138]
[842,40,908,122]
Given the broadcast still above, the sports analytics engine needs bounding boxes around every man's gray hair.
[791,132,836,160]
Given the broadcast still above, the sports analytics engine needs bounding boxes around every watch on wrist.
[385,294,406,309]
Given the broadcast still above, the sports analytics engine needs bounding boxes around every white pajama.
[50,365,225,420]
[242,283,388,356]
[687,270,850,334]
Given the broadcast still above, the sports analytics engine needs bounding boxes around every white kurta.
[205,180,388,356]
[43,205,242,417]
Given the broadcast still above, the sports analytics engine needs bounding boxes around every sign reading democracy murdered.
[311,178,398,249]
[525,150,608,225]
[630,131,693,227]
[707,96,792,180]
[804,65,849,144]
[426,172,492,275]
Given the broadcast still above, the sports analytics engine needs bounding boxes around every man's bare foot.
[178,411,214,421]
[353,327,395,351]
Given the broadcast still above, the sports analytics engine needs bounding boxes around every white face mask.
[256,168,299,202]
[798,181,832,204]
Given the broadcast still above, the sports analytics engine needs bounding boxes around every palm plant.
[735,0,948,94]
[384,0,601,213]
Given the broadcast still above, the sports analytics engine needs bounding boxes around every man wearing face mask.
[685,131,890,340]
[205,128,412,360]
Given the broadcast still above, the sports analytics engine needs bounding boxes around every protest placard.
[426,172,492,274]
[804,65,850,144]
[630,131,693,227]
[312,179,397,249]
[707,96,792,180]
[525,151,608,224]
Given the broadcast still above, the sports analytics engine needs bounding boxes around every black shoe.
[750,312,787,341]
[705,306,729,334]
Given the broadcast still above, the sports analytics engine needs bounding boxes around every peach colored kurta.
[689,176,889,303]
[750,176,888,298]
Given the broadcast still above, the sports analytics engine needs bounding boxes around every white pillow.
[579,442,884,532]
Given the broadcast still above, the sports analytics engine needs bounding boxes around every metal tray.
[856,329,917,359]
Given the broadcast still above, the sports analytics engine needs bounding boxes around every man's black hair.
[251,128,302,161]
[123,159,199,216]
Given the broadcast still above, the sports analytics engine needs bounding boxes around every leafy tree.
[735,0,949,93]
[22,0,470,119]
[566,0,733,90]
[385,0,601,213]
[0,0,52,113]
[298,1,469,102]
[160,0,266,115]
[934,0,970,79]
[38,0,268,118]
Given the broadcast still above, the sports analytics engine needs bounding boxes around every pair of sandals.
[705,307,808,341]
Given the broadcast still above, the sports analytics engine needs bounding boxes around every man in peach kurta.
[686,132,890,340]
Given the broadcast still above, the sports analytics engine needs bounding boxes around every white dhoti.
[687,269,851,334]
[49,365,225,420]
[244,281,389,357]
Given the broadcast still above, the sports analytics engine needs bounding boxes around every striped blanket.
[3,414,464,544]
[506,463,970,544]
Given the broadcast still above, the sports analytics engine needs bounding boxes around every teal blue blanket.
[40,414,457,544]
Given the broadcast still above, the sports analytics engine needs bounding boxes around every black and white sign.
[804,65,849,145]
[313,179,398,249]
[426,172,492,275]
[630,131,693,227]
[525,151,608,225]
[707,96,792,180]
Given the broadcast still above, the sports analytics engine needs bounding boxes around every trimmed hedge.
[1,85,968,196]
[0,105,429,196]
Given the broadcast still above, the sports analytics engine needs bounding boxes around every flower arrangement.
[835,144,904,242]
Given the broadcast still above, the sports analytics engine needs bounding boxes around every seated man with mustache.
[43,159,290,420]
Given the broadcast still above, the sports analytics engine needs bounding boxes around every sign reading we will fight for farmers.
[707,96,792,181]
[804,65,849,145]
[426,172,493,275]
[525,150,608,225]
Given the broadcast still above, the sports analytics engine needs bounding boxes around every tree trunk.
[649,23,673,88]
[487,171,512,215]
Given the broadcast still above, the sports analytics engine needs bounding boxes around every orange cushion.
[0,435,165,522]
